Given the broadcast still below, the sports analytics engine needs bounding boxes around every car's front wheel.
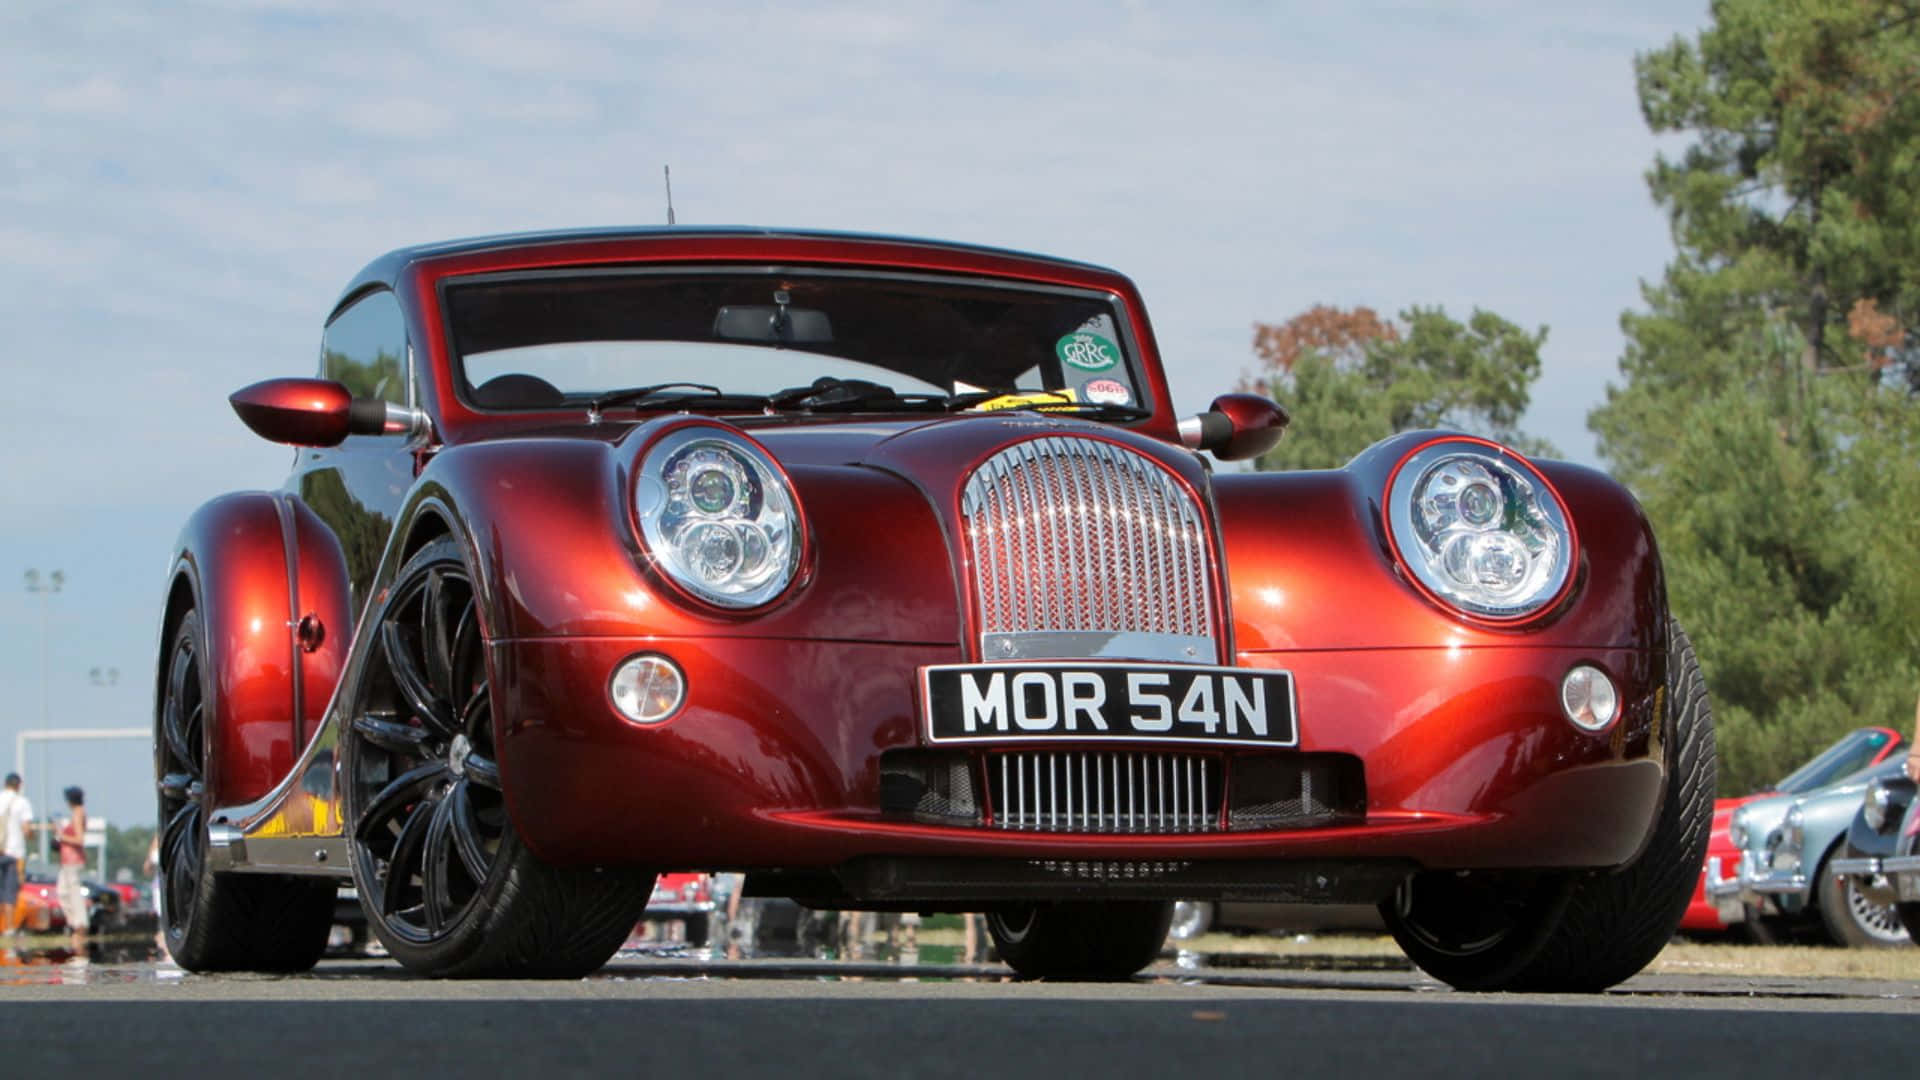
[1383,617,1716,991]
[345,537,654,977]
[986,901,1173,979]
[1816,857,1911,948]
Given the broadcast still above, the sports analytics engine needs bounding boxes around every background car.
[15,869,124,935]
[635,872,719,944]
[1725,755,1910,947]
[1830,771,1920,942]
[1685,726,1904,936]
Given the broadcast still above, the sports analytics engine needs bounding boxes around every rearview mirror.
[713,305,834,344]
[229,378,416,446]
[1179,393,1289,461]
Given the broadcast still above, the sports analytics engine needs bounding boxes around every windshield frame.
[435,264,1157,420]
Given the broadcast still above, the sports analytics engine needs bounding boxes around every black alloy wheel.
[157,609,333,972]
[348,544,506,945]
[346,537,653,977]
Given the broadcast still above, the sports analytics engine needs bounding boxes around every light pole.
[25,568,63,864]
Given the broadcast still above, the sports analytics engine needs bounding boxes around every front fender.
[387,421,962,645]
[167,493,301,807]
[1212,431,1666,652]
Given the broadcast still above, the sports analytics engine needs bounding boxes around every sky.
[0,0,1709,844]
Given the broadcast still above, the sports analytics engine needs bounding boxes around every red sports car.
[154,227,1711,989]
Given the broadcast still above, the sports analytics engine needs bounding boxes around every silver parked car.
[1722,755,1910,947]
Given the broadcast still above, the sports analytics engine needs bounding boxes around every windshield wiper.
[768,377,949,413]
[944,390,1151,422]
[587,382,771,419]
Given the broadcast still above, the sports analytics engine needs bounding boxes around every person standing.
[56,786,89,952]
[0,773,32,937]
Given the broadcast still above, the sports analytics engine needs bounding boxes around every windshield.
[443,268,1149,414]
[1773,728,1901,794]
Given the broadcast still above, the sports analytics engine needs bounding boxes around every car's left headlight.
[1385,439,1574,620]
[634,425,803,608]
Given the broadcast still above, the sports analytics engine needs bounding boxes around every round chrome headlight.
[634,426,802,608]
[1729,807,1750,849]
[1865,782,1896,833]
[1386,440,1574,620]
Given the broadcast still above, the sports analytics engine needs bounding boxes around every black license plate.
[921,662,1297,747]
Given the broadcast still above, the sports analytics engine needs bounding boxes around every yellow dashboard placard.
[967,389,1080,412]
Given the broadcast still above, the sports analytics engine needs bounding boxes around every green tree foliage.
[1593,0,1920,793]
[1246,304,1556,471]
[105,822,155,883]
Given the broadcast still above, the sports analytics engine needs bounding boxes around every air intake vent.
[989,750,1221,834]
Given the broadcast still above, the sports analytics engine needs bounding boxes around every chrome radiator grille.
[990,750,1221,833]
[960,437,1215,660]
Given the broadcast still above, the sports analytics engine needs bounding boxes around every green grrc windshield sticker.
[1056,332,1120,372]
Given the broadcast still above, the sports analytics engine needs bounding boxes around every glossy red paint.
[169,494,301,806]
[229,378,355,447]
[493,634,1661,870]
[169,228,1679,918]
[1205,393,1289,461]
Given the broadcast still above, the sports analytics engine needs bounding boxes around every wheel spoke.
[423,568,455,699]
[353,714,433,756]
[450,601,482,700]
[382,797,436,918]
[354,761,447,846]
[162,801,202,917]
[459,683,490,740]
[422,793,457,933]
[163,646,197,770]
[382,620,456,736]
[463,751,501,791]
[447,782,491,884]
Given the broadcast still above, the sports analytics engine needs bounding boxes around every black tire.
[344,537,654,978]
[1384,617,1716,991]
[986,901,1174,980]
[1815,854,1911,947]
[1167,900,1214,941]
[157,609,335,973]
[1897,903,1920,941]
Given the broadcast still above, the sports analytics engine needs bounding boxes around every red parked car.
[153,227,1710,990]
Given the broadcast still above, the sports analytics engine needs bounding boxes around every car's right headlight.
[1385,439,1575,621]
[1730,807,1750,849]
[634,425,804,609]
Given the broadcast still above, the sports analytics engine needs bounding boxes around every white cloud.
[42,75,128,114]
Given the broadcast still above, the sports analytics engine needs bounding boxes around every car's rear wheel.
[157,609,334,972]
[1384,617,1716,991]
[986,900,1173,979]
[345,537,654,977]
[1815,856,1910,947]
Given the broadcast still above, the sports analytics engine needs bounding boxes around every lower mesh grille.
[989,750,1221,834]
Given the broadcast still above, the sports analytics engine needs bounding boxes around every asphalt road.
[3,950,1915,1078]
